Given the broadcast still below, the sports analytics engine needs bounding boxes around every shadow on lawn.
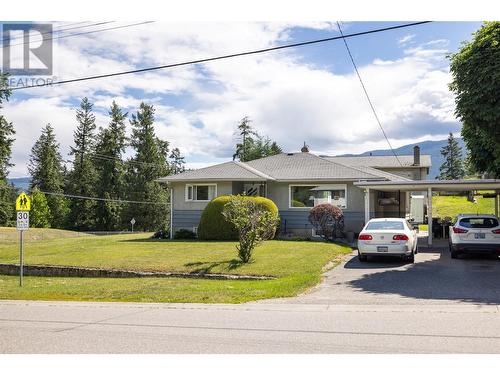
[184,259,244,273]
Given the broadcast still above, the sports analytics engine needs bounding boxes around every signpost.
[15,192,31,287]
[130,218,136,233]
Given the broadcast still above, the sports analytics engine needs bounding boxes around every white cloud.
[3,22,459,177]
[397,34,415,45]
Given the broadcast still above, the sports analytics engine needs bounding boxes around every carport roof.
[354,179,500,191]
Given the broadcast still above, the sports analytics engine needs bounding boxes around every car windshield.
[366,221,404,230]
[459,217,499,228]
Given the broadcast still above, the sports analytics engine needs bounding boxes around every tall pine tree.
[126,103,170,231]
[0,72,16,226]
[169,147,185,174]
[67,97,98,230]
[438,133,465,180]
[95,101,127,230]
[28,124,68,227]
[232,116,282,162]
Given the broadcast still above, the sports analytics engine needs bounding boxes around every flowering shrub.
[308,204,344,241]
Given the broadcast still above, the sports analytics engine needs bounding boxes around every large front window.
[186,184,217,201]
[290,184,347,209]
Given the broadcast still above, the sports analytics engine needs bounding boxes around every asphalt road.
[1,247,500,354]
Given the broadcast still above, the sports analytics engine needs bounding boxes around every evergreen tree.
[437,133,465,180]
[67,97,98,230]
[232,116,282,162]
[94,101,127,230]
[30,188,51,228]
[126,103,170,231]
[28,124,68,227]
[0,72,16,226]
[169,147,185,174]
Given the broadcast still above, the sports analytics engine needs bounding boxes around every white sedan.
[357,218,418,263]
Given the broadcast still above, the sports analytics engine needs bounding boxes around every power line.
[5,21,431,92]
[1,21,114,43]
[69,151,170,168]
[3,21,153,49]
[336,21,403,168]
[39,190,168,205]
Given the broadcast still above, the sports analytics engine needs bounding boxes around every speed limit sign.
[16,211,30,231]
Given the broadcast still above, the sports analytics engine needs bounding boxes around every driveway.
[259,245,500,306]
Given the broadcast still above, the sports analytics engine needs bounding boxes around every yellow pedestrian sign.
[16,192,31,211]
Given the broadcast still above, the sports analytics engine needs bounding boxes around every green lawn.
[432,195,495,219]
[0,228,351,303]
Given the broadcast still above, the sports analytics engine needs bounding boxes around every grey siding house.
[158,146,431,237]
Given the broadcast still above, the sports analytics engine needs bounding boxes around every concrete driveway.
[259,245,500,306]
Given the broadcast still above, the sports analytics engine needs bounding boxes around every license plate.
[474,233,485,239]
[377,246,389,252]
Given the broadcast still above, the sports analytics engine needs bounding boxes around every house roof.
[157,161,275,182]
[324,154,432,168]
[245,152,407,181]
[159,152,410,183]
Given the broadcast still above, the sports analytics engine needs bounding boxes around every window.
[459,217,499,229]
[289,184,347,209]
[185,184,217,202]
[366,221,404,230]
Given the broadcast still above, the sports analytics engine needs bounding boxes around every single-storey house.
[158,144,433,238]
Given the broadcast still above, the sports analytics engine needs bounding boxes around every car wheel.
[358,251,367,262]
[407,252,415,263]
[451,250,459,259]
[414,245,418,254]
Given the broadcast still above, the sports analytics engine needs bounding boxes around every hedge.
[197,195,279,240]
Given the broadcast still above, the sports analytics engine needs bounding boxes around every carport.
[354,179,500,246]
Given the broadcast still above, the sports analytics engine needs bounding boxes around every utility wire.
[1,21,114,43]
[39,190,168,205]
[69,151,171,168]
[5,21,431,92]
[336,21,403,168]
[3,21,153,49]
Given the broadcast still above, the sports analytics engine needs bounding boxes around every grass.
[432,195,495,220]
[416,194,495,231]
[0,228,351,303]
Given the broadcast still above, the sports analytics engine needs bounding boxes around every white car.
[357,218,418,263]
[449,214,500,259]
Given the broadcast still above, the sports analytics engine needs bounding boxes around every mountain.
[340,138,466,179]
[7,177,31,192]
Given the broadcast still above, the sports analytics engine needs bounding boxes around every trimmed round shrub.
[198,195,279,240]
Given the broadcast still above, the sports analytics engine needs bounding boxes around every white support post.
[405,191,410,219]
[427,187,432,246]
[364,188,370,224]
[169,186,174,240]
[495,191,499,217]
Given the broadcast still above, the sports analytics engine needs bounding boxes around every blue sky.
[0,21,483,177]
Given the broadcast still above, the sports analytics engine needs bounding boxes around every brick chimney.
[413,145,420,166]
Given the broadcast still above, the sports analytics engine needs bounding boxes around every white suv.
[449,214,500,259]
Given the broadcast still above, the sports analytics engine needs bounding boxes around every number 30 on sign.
[17,211,29,231]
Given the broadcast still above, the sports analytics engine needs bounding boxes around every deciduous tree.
[449,22,500,177]
[222,195,279,263]
[30,188,51,228]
